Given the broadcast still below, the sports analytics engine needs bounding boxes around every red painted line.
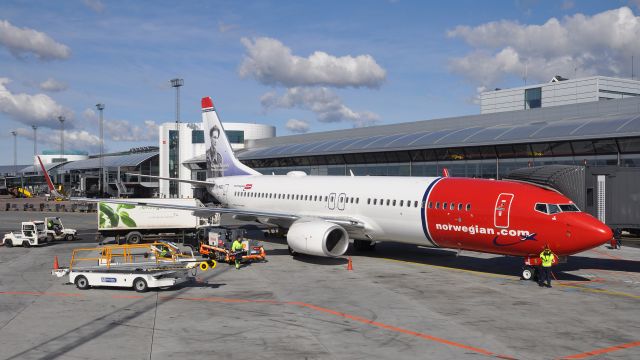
[287,301,500,357]
[558,340,640,359]
[0,291,81,297]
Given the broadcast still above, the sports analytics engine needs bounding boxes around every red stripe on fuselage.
[424,178,611,257]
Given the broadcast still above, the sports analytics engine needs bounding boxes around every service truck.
[97,198,220,245]
[44,216,77,242]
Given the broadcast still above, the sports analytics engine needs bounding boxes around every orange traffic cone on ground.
[347,256,353,271]
[53,256,59,270]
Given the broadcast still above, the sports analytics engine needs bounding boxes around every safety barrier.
[1,202,97,212]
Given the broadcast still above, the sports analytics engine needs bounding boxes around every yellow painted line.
[379,257,640,300]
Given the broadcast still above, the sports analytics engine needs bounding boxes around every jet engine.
[286,220,349,257]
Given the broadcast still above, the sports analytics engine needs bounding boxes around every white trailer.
[97,198,220,244]
[67,268,192,292]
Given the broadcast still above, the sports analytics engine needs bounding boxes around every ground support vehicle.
[2,221,47,247]
[44,217,77,242]
[97,198,220,244]
[198,227,266,265]
[52,242,215,292]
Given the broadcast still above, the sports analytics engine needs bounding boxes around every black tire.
[48,234,55,242]
[133,277,148,292]
[521,266,536,281]
[65,234,74,241]
[126,232,143,244]
[353,240,376,252]
[75,275,90,290]
[23,241,31,248]
[4,239,12,248]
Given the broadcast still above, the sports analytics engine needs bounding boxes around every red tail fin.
[37,156,55,191]
[442,168,450,177]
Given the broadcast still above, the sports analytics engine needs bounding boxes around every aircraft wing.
[72,197,367,231]
[126,173,212,187]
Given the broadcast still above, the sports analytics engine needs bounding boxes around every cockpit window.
[548,204,561,214]
[535,203,547,214]
[559,204,580,212]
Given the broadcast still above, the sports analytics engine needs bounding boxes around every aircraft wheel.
[133,278,148,293]
[75,275,90,290]
[521,266,536,281]
[4,239,12,248]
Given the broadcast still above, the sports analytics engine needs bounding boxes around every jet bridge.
[506,165,640,234]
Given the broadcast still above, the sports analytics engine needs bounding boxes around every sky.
[1,0,640,164]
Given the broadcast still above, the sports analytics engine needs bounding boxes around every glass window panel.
[530,143,552,157]
[462,147,483,160]
[616,138,640,154]
[466,127,512,143]
[571,140,595,155]
[592,139,618,154]
[512,144,531,157]
[495,145,515,159]
[525,87,541,109]
[549,142,573,156]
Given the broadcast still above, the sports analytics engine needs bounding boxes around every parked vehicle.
[2,221,47,247]
[97,198,220,244]
[44,217,77,242]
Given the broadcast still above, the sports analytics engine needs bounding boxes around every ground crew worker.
[613,228,622,249]
[538,247,555,288]
[232,238,244,269]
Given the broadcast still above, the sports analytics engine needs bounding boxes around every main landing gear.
[353,240,376,252]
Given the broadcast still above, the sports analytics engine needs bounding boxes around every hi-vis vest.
[540,251,554,267]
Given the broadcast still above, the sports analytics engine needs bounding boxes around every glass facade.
[192,130,204,144]
[242,137,640,179]
[227,130,245,144]
[169,130,179,196]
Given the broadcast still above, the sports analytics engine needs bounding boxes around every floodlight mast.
[96,103,105,196]
[170,78,183,198]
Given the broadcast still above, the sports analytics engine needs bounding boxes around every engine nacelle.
[287,220,349,257]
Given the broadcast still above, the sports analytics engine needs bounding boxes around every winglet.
[201,97,214,110]
[442,168,450,177]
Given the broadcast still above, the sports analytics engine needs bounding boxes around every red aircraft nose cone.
[592,220,613,247]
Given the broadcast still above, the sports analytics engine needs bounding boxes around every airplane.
[82,96,613,280]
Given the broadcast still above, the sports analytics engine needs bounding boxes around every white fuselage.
[211,174,439,246]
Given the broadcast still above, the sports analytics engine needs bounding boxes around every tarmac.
[0,199,639,359]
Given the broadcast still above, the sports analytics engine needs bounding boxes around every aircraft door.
[494,193,514,228]
[223,184,229,198]
[337,193,346,210]
[328,193,336,210]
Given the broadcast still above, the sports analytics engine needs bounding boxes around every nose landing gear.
[522,256,541,281]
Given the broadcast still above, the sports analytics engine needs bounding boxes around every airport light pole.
[96,103,105,196]
[31,125,38,161]
[10,130,17,175]
[58,115,65,160]
[170,78,183,198]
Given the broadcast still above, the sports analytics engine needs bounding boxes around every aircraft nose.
[578,215,613,249]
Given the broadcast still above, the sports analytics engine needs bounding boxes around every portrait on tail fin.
[206,123,224,178]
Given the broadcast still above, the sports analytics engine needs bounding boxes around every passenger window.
[356,198,359,204]
[386,199,390,206]
[466,203,471,211]
[436,202,440,209]
[313,195,316,201]
[443,202,447,210]
[414,201,418,207]
[304,195,308,201]
[392,200,396,206]
[535,203,548,214]
[367,198,371,205]
[373,199,377,205]
[450,203,455,210]
[457,203,462,211]
[406,200,411,207]
[380,199,384,206]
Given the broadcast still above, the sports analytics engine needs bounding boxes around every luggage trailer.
[52,243,215,292]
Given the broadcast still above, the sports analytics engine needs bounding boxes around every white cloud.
[447,6,640,88]
[285,119,310,134]
[39,78,67,92]
[218,21,237,33]
[261,87,379,127]
[0,78,73,128]
[15,127,101,153]
[82,107,158,142]
[0,19,70,60]
[239,37,386,88]
[82,0,105,13]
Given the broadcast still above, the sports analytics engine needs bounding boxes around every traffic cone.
[347,256,353,271]
[53,256,59,270]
